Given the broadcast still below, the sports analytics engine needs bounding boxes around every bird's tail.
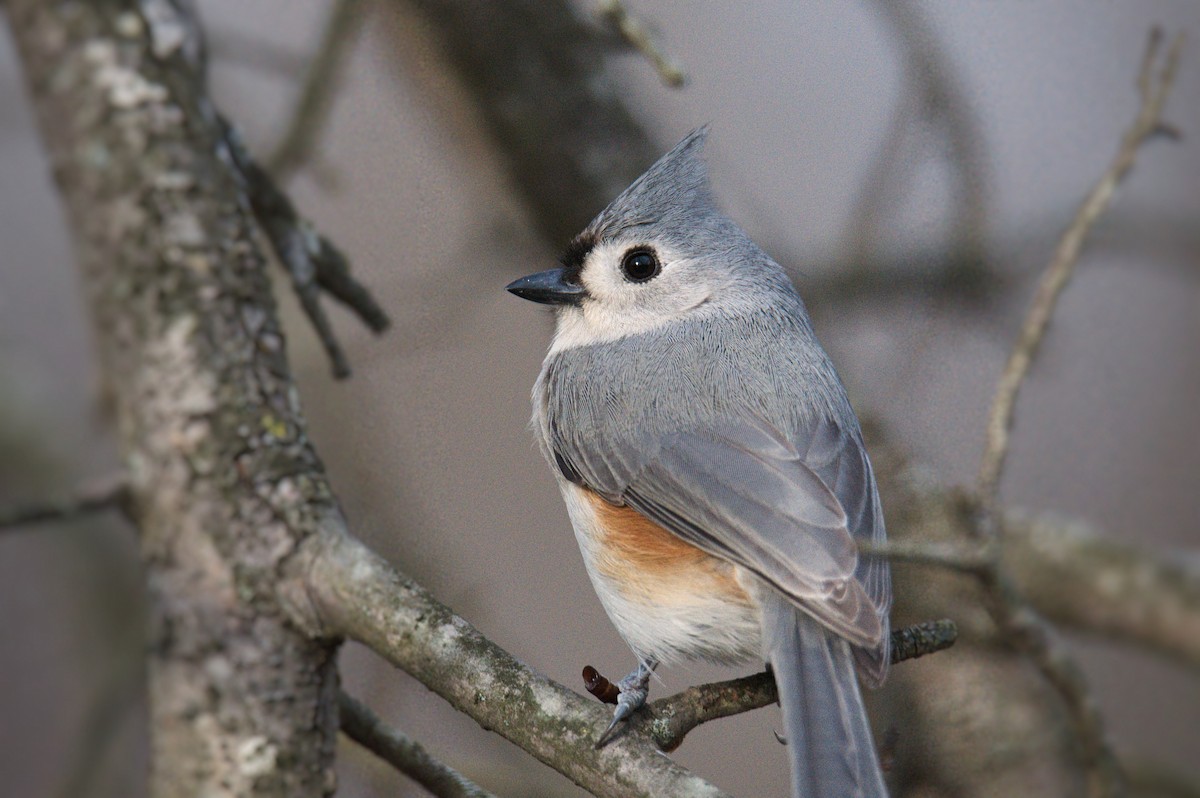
[761,591,888,798]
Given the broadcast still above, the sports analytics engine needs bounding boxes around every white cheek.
[549,243,712,354]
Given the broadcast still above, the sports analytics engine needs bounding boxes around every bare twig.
[268,0,367,181]
[641,619,958,752]
[0,473,129,531]
[978,28,1184,501]
[339,691,498,798]
[965,30,1185,798]
[222,121,391,378]
[887,618,960,664]
[645,671,778,754]
[596,0,686,87]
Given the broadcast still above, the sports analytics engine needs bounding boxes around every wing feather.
[552,412,891,673]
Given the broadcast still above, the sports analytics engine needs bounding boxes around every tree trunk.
[5,1,341,794]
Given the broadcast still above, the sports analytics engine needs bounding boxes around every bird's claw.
[594,662,654,748]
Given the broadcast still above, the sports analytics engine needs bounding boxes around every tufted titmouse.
[507,128,892,798]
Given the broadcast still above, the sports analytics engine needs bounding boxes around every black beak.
[505,268,587,306]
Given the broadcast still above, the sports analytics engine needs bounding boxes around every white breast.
[559,480,763,665]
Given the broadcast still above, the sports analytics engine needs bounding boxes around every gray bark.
[5,1,341,794]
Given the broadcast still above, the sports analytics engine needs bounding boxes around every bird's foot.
[594,661,656,748]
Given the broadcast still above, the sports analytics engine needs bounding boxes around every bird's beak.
[505,268,587,307]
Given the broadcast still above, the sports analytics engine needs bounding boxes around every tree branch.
[596,0,686,88]
[638,619,958,753]
[223,121,391,378]
[1003,512,1200,671]
[267,0,367,181]
[299,528,732,798]
[977,28,1184,500]
[860,485,1200,672]
[0,473,129,531]
[339,690,498,798]
[965,31,1184,798]
[394,0,664,246]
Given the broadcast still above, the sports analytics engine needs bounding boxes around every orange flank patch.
[581,489,753,608]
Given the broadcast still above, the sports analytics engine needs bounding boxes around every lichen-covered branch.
[338,691,498,798]
[300,529,732,798]
[4,1,345,793]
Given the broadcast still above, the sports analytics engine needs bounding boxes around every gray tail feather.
[762,592,888,798]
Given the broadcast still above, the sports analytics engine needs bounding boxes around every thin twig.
[339,691,498,798]
[0,474,130,531]
[222,121,391,378]
[596,0,686,87]
[968,29,1185,798]
[639,619,958,752]
[977,28,1184,502]
[267,0,367,181]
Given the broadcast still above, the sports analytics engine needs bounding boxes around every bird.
[506,127,892,798]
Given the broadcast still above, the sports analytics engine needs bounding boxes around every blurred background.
[1,1,1197,796]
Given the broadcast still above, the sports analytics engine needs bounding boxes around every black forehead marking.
[559,231,598,284]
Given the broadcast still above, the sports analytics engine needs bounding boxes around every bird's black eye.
[620,248,660,283]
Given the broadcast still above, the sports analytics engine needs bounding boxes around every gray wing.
[555,413,891,683]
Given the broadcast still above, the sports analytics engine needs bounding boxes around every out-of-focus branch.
[1125,756,1200,798]
[1004,513,1200,671]
[596,0,686,87]
[300,529,731,798]
[338,691,498,798]
[866,473,1200,671]
[268,0,367,181]
[966,32,1184,798]
[0,473,129,531]
[850,1,989,288]
[858,538,994,573]
[393,0,663,246]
